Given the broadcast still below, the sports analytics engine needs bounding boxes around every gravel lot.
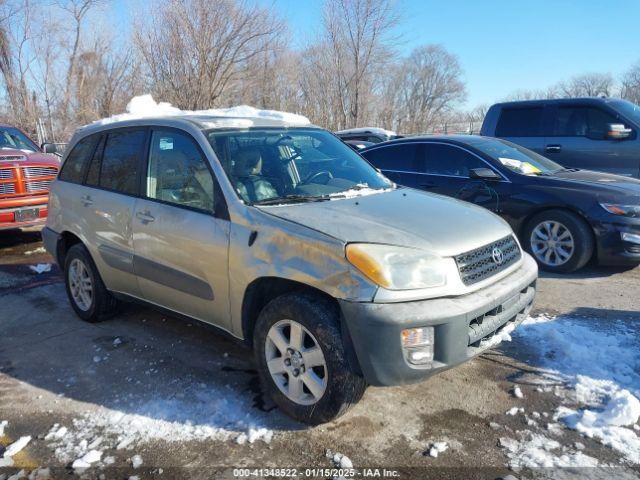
[1,229,639,479]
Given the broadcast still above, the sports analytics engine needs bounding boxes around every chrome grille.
[26,179,52,193]
[455,235,521,286]
[0,183,16,195]
[23,166,58,178]
[0,169,13,179]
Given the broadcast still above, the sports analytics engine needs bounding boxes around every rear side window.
[495,107,544,137]
[420,144,486,177]
[553,107,618,138]
[362,144,420,171]
[58,134,99,183]
[89,129,145,195]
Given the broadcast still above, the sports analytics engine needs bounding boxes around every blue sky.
[112,0,640,108]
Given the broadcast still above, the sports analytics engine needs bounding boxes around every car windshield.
[465,136,564,175]
[206,128,393,205]
[610,99,640,126]
[0,127,38,152]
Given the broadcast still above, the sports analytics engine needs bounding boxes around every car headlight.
[600,203,640,217]
[346,243,448,290]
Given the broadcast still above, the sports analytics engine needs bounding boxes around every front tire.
[254,292,367,424]
[523,209,594,273]
[64,243,119,322]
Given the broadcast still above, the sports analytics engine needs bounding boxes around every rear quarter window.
[97,129,146,195]
[495,107,544,137]
[58,134,100,183]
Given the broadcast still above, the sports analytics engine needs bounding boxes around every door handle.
[419,182,437,189]
[80,195,93,206]
[136,211,155,224]
[545,144,562,153]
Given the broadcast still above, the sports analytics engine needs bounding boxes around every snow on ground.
[499,432,599,469]
[90,95,310,127]
[427,442,448,458]
[28,264,51,274]
[505,313,640,465]
[44,378,276,465]
[0,436,31,467]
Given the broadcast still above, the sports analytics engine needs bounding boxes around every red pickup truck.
[0,124,60,230]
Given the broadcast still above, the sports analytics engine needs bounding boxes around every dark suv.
[481,98,640,178]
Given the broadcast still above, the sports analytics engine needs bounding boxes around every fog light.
[402,327,434,365]
[621,232,640,245]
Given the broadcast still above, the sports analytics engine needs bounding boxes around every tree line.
[2,0,640,143]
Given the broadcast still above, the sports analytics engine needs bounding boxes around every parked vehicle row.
[360,136,640,273]
[43,113,537,424]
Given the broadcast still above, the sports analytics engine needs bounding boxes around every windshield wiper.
[252,194,331,206]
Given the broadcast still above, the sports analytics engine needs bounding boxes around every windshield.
[466,136,564,175]
[0,127,38,152]
[207,128,393,205]
[610,99,640,126]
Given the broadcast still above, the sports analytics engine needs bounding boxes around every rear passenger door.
[361,143,422,188]
[546,105,638,176]
[417,143,510,214]
[80,128,146,297]
[132,128,232,330]
[495,106,546,155]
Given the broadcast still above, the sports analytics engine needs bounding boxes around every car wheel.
[524,210,594,273]
[254,291,367,424]
[64,243,119,322]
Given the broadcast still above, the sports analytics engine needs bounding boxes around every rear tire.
[523,209,594,273]
[64,243,119,322]
[254,291,367,424]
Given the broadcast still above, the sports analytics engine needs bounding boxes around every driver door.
[132,128,232,330]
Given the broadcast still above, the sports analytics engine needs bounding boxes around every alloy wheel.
[264,319,327,406]
[68,258,93,311]
[530,220,575,267]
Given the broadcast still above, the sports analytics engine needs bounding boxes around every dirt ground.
[0,228,639,480]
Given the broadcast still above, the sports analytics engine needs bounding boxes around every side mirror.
[469,167,501,181]
[41,142,67,157]
[606,123,632,140]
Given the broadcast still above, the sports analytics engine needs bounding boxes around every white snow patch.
[90,95,310,128]
[0,436,31,466]
[72,449,102,470]
[0,420,7,436]
[428,441,448,458]
[24,247,46,255]
[499,432,599,469]
[514,313,640,464]
[513,386,524,399]
[331,452,353,469]
[506,407,524,416]
[131,454,143,469]
[29,264,51,274]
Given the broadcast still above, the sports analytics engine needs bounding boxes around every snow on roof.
[335,127,397,137]
[89,95,311,128]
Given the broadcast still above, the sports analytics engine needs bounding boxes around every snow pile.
[513,386,524,399]
[130,454,143,469]
[481,321,517,349]
[326,450,353,469]
[427,441,448,458]
[72,449,102,471]
[513,314,640,464]
[45,382,275,464]
[498,432,599,469]
[90,95,311,127]
[0,420,7,436]
[29,264,51,274]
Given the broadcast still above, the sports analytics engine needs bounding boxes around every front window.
[610,99,640,127]
[466,137,564,175]
[0,127,38,152]
[207,128,393,205]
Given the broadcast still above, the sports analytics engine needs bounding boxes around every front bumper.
[0,203,48,230]
[340,254,538,386]
[593,216,640,265]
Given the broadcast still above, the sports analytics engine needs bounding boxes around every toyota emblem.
[492,247,505,265]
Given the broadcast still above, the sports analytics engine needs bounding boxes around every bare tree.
[558,72,614,98]
[620,62,640,105]
[387,45,466,134]
[135,0,284,110]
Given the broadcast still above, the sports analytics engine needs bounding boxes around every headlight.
[346,243,448,290]
[600,203,640,217]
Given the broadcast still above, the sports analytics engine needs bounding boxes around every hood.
[259,188,514,257]
[0,148,59,167]
[548,169,640,194]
